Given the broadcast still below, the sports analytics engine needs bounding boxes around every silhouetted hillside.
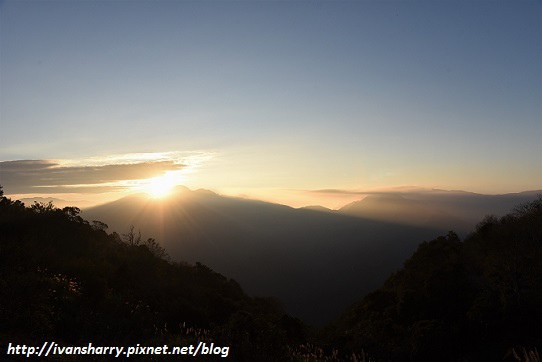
[0,186,307,361]
[2,184,541,361]
[83,187,443,324]
[329,195,542,361]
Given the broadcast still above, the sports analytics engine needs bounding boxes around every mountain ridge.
[82,187,540,324]
[83,188,443,324]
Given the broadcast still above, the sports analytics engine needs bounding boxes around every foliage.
[0,188,307,360]
[330,196,542,361]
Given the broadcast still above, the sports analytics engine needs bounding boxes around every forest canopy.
[330,196,542,361]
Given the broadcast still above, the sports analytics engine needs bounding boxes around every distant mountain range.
[337,189,541,234]
[82,187,540,324]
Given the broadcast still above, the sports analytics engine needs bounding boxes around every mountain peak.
[298,205,334,213]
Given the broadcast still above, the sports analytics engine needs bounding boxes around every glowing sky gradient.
[1,1,541,208]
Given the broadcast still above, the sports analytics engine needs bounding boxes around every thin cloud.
[0,159,186,194]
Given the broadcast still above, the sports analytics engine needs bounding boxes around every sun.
[143,173,179,199]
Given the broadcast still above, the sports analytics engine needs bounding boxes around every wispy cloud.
[0,151,214,195]
[0,159,183,194]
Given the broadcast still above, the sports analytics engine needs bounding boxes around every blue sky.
[1,0,541,207]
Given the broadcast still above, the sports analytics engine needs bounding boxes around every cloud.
[0,159,186,194]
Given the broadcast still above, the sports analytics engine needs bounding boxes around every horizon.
[5,183,542,211]
[1,1,541,209]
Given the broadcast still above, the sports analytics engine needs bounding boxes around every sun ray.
[143,172,181,199]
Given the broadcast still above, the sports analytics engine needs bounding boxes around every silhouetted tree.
[122,225,142,246]
[143,237,168,259]
[31,200,55,213]
[91,220,108,232]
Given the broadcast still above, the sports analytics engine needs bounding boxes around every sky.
[1,0,541,208]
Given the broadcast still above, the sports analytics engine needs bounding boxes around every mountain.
[4,186,540,359]
[331,196,542,361]
[298,205,334,213]
[339,193,467,232]
[83,187,443,325]
[338,189,541,235]
[0,192,305,360]
[83,187,540,324]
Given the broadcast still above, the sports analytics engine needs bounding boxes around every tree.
[91,220,109,232]
[143,237,168,260]
[122,225,142,246]
[62,206,87,224]
[31,201,55,214]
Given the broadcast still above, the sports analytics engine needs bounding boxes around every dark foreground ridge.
[328,195,542,361]
[1,184,541,361]
[0,186,307,361]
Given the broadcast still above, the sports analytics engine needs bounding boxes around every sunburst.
[143,173,179,199]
